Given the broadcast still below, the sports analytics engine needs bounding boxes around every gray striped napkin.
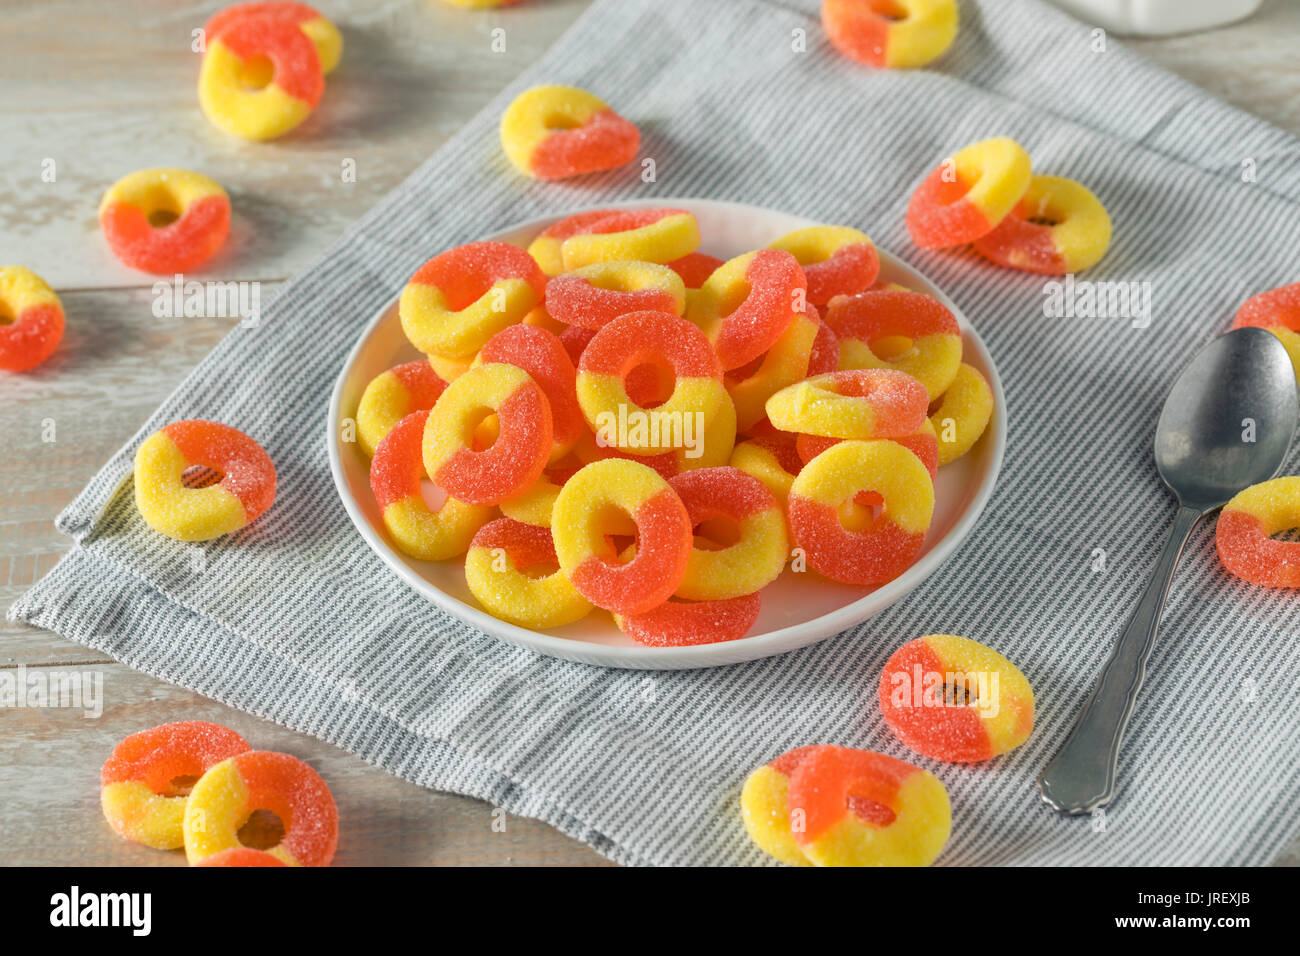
[12,0,1300,865]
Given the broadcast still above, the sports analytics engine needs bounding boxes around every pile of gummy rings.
[99,721,339,866]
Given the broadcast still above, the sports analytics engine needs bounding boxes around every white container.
[1048,0,1263,36]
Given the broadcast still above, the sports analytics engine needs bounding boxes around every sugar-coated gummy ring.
[573,422,682,480]
[667,252,724,289]
[422,363,553,506]
[668,467,788,601]
[785,745,951,866]
[134,420,277,541]
[499,85,640,180]
[545,260,686,329]
[766,369,929,439]
[879,634,1035,762]
[551,458,693,615]
[972,174,1111,274]
[906,137,1032,249]
[674,389,737,472]
[577,310,726,455]
[370,410,493,560]
[98,168,231,274]
[526,209,624,276]
[1216,476,1300,588]
[822,0,959,69]
[355,360,447,458]
[929,362,993,466]
[205,2,343,73]
[727,308,839,434]
[729,432,803,504]
[399,241,546,359]
[768,226,879,304]
[183,750,338,866]
[479,324,583,462]
[559,208,702,272]
[826,289,962,401]
[614,592,761,647]
[199,16,324,141]
[686,249,806,371]
[558,324,597,366]
[740,746,824,866]
[196,847,288,866]
[100,721,250,850]
[787,439,934,586]
[1232,282,1300,386]
[465,518,594,628]
[0,265,64,372]
[499,473,563,526]
[798,418,939,480]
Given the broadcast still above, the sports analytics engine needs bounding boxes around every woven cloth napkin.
[13,0,1300,865]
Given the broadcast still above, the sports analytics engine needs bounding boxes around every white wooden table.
[2,0,1297,866]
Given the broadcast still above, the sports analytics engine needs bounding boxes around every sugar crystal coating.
[928,362,993,465]
[822,0,959,69]
[0,265,64,371]
[973,174,1111,274]
[205,2,343,73]
[1216,476,1300,588]
[99,168,230,274]
[768,226,879,304]
[1232,282,1300,387]
[687,249,806,371]
[826,289,962,401]
[545,260,686,329]
[500,85,640,180]
[614,592,761,646]
[479,324,583,462]
[465,518,594,628]
[906,137,1031,249]
[356,359,448,458]
[199,16,323,140]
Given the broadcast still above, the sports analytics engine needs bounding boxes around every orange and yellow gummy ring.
[614,591,761,647]
[766,369,929,439]
[929,362,993,466]
[667,252,724,289]
[465,517,593,628]
[526,209,621,276]
[500,84,640,181]
[1232,282,1300,385]
[370,410,492,560]
[101,721,250,850]
[355,359,447,458]
[551,458,693,615]
[545,260,686,329]
[134,420,277,541]
[1216,476,1300,588]
[768,226,879,305]
[205,2,343,74]
[687,249,806,371]
[973,174,1111,274]
[556,208,701,272]
[787,439,933,586]
[879,634,1035,762]
[196,847,287,866]
[0,265,64,372]
[183,750,338,866]
[479,324,584,463]
[822,0,959,69]
[729,431,804,504]
[907,137,1032,249]
[99,168,231,274]
[826,289,962,400]
[199,16,324,141]
[797,418,939,481]
[400,241,546,359]
[726,307,839,434]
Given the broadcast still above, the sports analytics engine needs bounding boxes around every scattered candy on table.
[1216,476,1300,588]
[972,174,1112,274]
[99,168,231,274]
[0,264,64,372]
[1231,282,1300,385]
[499,84,641,180]
[822,0,959,69]
[205,2,343,74]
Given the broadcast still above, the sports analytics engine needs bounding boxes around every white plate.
[327,199,1007,669]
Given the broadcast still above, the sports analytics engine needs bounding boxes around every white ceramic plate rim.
[326,198,1007,669]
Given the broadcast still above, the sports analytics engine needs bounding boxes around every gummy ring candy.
[826,289,962,401]
[686,249,806,371]
[98,168,231,274]
[739,746,820,866]
[797,418,939,481]
[423,363,553,506]
[1216,476,1300,588]
[545,260,686,329]
[729,432,803,504]
[500,85,640,180]
[134,420,277,542]
[785,745,951,866]
[669,467,788,601]
[972,174,1112,274]
[400,241,546,359]
[768,226,879,305]
[196,847,288,866]
[765,369,929,439]
[100,721,250,850]
[787,439,934,585]
[558,324,598,366]
[465,518,594,628]
[906,137,1032,249]
[614,592,761,647]
[676,389,737,472]
[205,2,343,73]
[667,252,724,289]
[727,308,839,433]
[428,351,474,383]
[1232,283,1300,385]
[526,209,623,276]
[551,458,693,615]
[479,324,583,463]
[355,359,447,458]
[183,750,338,867]
[0,265,64,372]
[499,473,563,527]
[929,362,993,466]
[822,0,959,69]
[577,310,725,455]
[199,16,324,141]
[370,410,492,560]
[879,634,1036,762]
[560,208,702,272]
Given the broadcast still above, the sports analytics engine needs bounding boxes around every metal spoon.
[1039,326,1298,814]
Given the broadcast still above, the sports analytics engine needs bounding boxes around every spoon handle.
[1038,504,1203,814]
